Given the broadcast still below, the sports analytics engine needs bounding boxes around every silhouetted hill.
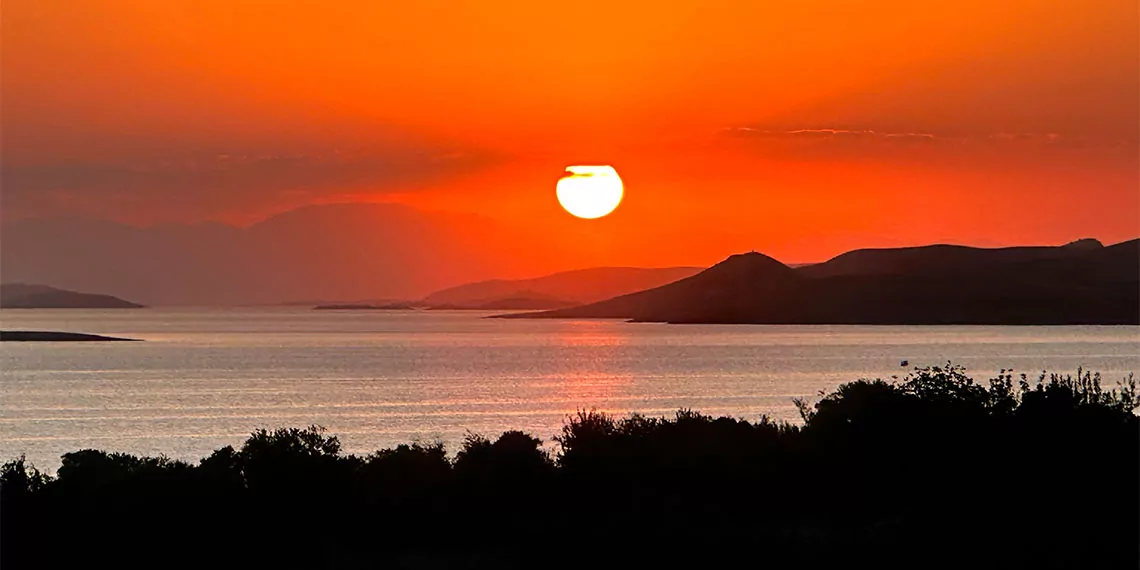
[0,283,144,309]
[511,252,802,322]
[506,239,1139,324]
[0,330,138,341]
[798,238,1110,279]
[313,303,416,310]
[0,205,531,305]
[422,266,702,308]
[428,290,579,310]
[472,294,577,311]
[1,205,714,306]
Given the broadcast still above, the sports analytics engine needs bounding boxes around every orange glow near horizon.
[2,0,1137,278]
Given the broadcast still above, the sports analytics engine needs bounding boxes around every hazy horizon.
[4,1,1138,305]
[3,1,1137,285]
[3,201,1133,305]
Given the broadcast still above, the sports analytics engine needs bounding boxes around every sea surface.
[2,308,1137,470]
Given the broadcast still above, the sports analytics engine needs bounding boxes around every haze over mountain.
[4,200,1133,311]
[506,239,1139,324]
[3,202,761,306]
[0,283,143,309]
[430,290,580,311]
[0,203,619,306]
[422,267,702,308]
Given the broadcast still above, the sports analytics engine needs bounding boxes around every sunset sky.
[3,0,1137,270]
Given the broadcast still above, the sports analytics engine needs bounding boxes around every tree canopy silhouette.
[2,365,1135,569]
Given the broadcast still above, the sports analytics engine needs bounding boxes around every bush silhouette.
[0,455,51,499]
[2,365,1135,569]
[455,430,553,484]
[357,441,451,505]
[232,425,348,495]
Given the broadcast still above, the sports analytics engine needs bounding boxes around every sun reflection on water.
[545,320,636,415]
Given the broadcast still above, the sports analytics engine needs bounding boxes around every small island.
[0,330,139,342]
[313,303,416,310]
[426,290,578,311]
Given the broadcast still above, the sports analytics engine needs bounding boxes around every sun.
[556,165,623,219]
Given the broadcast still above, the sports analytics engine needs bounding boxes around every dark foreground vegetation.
[3,366,1137,569]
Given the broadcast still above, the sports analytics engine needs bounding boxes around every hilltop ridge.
[503,239,1139,324]
[0,283,144,309]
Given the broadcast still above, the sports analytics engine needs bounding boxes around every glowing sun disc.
[556,165,623,219]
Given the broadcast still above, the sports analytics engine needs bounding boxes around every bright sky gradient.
[3,0,1137,266]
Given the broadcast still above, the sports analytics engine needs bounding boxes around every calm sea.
[2,308,1137,470]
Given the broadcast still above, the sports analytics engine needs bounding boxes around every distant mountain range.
[0,204,542,305]
[1,203,723,306]
[6,204,1134,321]
[503,239,1139,324]
[313,302,416,310]
[0,283,144,309]
[421,267,702,309]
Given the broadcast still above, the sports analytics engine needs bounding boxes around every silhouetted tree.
[2,365,1135,569]
[0,454,52,499]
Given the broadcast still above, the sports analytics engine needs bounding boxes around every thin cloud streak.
[728,127,937,139]
[0,146,501,223]
[722,126,1137,148]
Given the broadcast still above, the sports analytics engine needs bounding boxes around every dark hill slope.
[505,252,804,322]
[504,240,1138,324]
[422,266,702,307]
[799,238,1107,279]
[0,283,144,309]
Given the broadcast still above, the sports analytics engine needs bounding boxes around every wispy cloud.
[722,126,1136,148]
[0,146,499,223]
[725,127,937,140]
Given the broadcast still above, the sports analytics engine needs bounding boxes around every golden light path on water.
[2,308,1138,471]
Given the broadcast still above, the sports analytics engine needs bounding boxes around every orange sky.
[3,0,1137,266]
